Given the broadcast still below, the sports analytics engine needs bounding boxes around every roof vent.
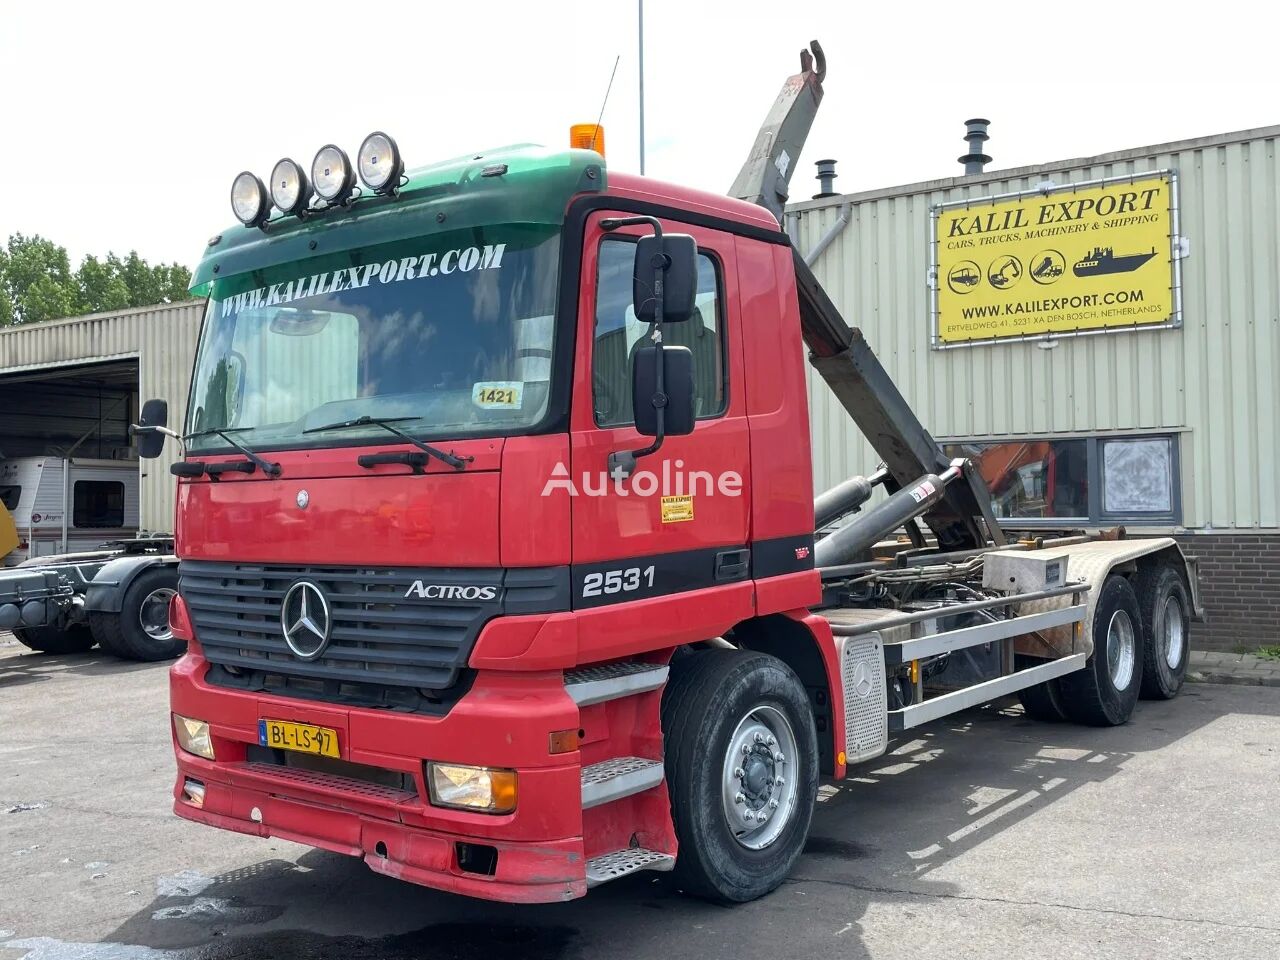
[813,159,838,199]
[958,119,991,175]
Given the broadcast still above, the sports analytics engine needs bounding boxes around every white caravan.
[0,457,140,566]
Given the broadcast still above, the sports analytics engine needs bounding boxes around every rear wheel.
[661,650,818,903]
[89,567,183,661]
[12,623,96,655]
[1134,564,1190,700]
[1057,575,1143,726]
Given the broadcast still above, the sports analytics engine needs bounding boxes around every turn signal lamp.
[427,762,517,814]
[570,123,605,157]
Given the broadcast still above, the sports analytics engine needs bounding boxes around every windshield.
[186,224,560,454]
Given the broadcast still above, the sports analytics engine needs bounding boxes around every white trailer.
[0,457,141,566]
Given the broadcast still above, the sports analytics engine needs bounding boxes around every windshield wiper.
[183,427,282,477]
[303,416,471,470]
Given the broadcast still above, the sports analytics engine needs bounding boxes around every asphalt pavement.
[2,635,1278,960]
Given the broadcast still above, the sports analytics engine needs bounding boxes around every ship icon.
[1073,246,1158,277]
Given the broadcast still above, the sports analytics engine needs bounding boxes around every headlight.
[427,762,517,814]
[230,172,269,227]
[357,131,403,194]
[311,144,355,203]
[270,157,311,216]
[173,714,214,759]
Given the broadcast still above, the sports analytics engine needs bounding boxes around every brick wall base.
[1174,533,1280,653]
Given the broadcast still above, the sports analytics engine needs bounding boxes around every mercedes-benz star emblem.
[281,580,331,660]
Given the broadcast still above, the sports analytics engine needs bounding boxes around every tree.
[0,234,193,327]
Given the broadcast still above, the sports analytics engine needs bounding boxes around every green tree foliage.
[0,234,192,326]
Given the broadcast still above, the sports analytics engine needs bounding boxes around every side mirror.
[634,234,697,324]
[132,399,169,460]
[632,345,695,438]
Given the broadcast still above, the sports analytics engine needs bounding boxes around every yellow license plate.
[259,719,339,758]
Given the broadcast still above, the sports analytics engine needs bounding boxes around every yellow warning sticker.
[661,495,694,523]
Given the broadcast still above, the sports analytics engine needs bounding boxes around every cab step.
[585,847,675,887]
[565,661,669,707]
[581,757,664,809]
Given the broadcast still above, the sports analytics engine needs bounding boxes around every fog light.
[311,144,355,204]
[427,762,517,814]
[270,157,311,215]
[181,778,206,808]
[230,171,269,227]
[357,131,403,194]
[173,714,214,760]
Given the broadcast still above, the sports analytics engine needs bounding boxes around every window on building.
[942,434,1180,525]
[592,237,727,427]
[73,481,125,528]
[0,485,19,511]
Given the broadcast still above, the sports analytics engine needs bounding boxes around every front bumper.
[171,653,587,903]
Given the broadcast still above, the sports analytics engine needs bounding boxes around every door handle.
[715,548,750,582]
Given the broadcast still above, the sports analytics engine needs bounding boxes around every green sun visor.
[191,145,605,296]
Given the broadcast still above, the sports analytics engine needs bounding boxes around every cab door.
[568,211,751,612]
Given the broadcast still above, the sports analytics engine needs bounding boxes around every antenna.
[590,55,621,155]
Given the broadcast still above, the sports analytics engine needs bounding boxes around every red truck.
[137,43,1199,904]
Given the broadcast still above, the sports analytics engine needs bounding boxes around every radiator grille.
[181,560,567,702]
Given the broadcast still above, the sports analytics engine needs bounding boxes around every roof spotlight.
[357,131,404,194]
[230,171,270,227]
[270,158,312,216]
[311,144,355,204]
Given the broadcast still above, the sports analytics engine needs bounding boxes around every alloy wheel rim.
[1107,609,1136,691]
[140,587,178,642]
[1162,595,1185,670]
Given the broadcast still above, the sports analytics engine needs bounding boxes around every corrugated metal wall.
[789,127,1280,531]
[0,301,206,532]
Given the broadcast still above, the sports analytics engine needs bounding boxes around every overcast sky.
[2,1,1274,269]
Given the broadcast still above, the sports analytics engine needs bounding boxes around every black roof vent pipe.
[813,159,838,199]
[958,119,991,175]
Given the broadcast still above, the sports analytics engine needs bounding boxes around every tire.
[1057,575,1143,726]
[12,623,96,655]
[660,650,819,903]
[92,567,183,662]
[1133,564,1190,700]
[1015,655,1067,721]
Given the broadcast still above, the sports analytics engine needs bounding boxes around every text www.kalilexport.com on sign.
[954,289,1168,334]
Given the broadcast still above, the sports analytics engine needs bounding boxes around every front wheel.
[1057,575,1143,726]
[660,650,818,903]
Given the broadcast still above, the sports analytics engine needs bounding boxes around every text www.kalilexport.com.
[960,289,1145,320]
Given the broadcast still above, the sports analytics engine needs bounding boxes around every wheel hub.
[721,706,798,850]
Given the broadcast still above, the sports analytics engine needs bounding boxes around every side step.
[586,847,675,887]
[581,757,664,809]
[565,661,669,707]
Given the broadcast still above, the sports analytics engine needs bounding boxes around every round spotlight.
[270,158,311,216]
[230,172,270,227]
[358,131,404,194]
[311,144,355,204]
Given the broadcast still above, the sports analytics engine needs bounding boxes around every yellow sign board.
[934,173,1175,344]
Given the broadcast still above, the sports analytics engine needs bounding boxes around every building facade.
[789,125,1280,651]
[0,301,204,533]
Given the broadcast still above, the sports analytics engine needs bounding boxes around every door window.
[592,237,727,427]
